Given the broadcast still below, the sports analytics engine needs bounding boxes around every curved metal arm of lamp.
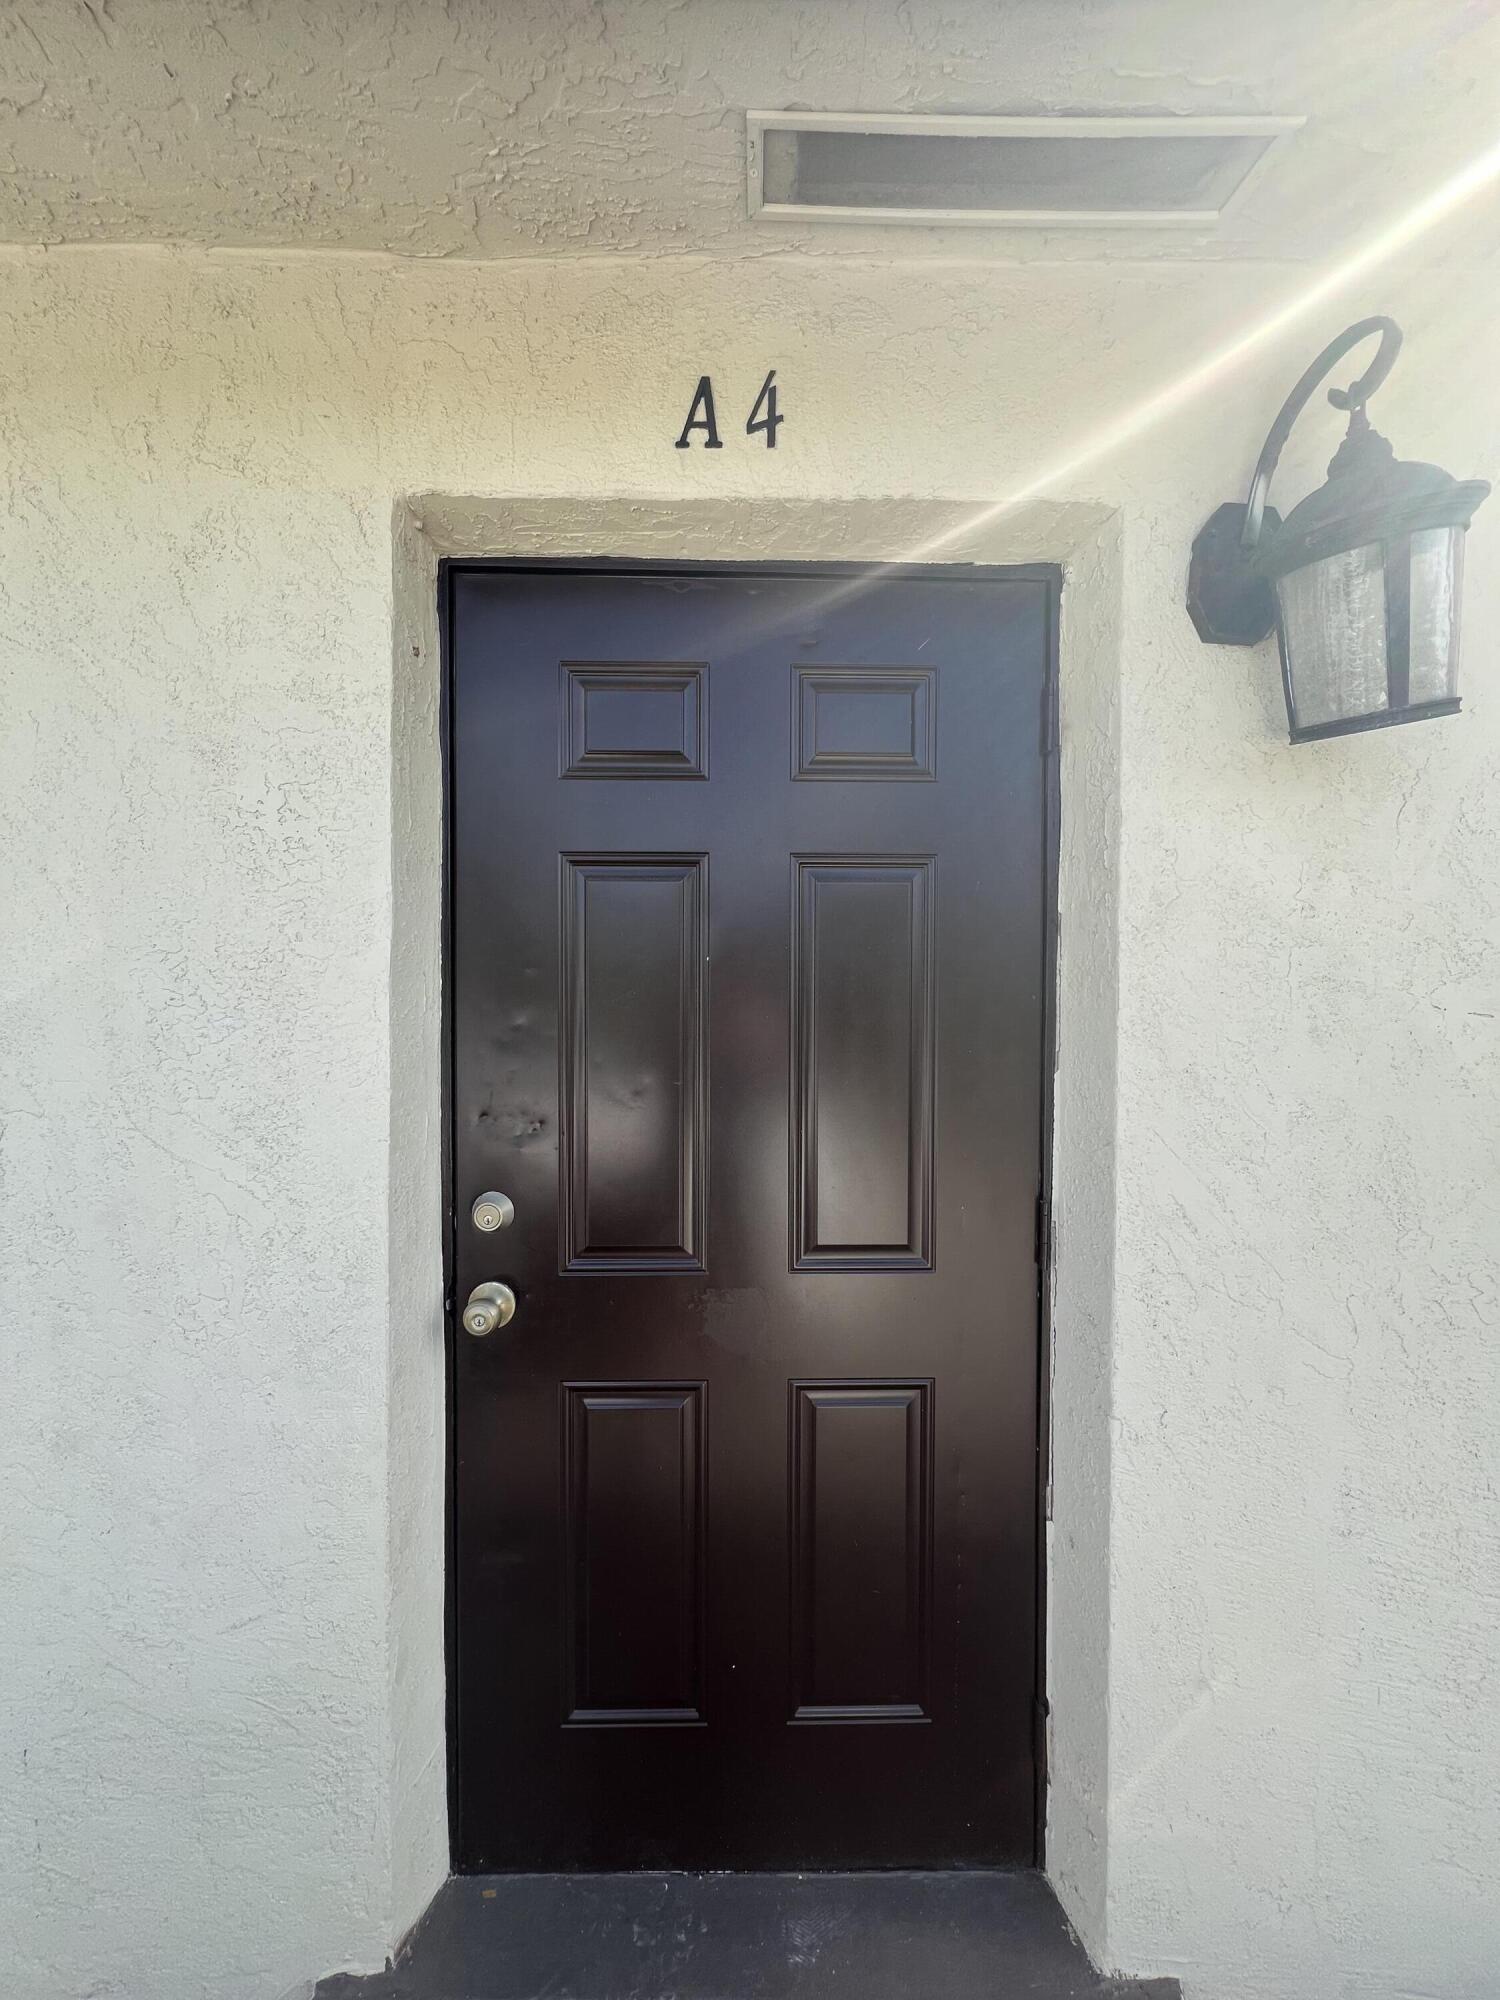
[1241,316,1403,551]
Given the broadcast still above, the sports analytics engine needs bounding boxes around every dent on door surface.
[448,566,1051,1871]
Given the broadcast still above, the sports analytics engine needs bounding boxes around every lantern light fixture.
[1187,317,1490,742]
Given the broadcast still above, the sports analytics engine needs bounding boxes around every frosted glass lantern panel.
[1277,544,1388,730]
[1406,525,1464,705]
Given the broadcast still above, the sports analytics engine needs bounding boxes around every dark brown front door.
[448,563,1054,1871]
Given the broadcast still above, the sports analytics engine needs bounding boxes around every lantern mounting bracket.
[1187,316,1403,648]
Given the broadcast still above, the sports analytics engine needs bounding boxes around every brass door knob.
[463,1281,517,1337]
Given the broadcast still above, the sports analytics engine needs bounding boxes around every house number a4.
[675,371,782,449]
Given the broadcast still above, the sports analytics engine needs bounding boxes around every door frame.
[436,553,1062,1870]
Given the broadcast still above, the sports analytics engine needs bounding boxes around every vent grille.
[748,113,1303,228]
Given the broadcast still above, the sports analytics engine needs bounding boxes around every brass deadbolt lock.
[471,1191,515,1233]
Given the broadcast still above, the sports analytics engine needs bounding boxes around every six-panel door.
[449,566,1051,1870]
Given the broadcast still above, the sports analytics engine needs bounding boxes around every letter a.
[675,376,723,449]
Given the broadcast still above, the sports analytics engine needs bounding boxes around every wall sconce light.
[1187,317,1490,742]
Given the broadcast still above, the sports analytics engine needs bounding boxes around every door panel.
[449,565,1052,1870]
[792,857,934,1267]
[558,854,707,1270]
[561,663,708,780]
[563,1383,706,1726]
[790,1380,933,1723]
[793,666,936,781]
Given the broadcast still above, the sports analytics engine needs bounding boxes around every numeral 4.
[746,369,782,449]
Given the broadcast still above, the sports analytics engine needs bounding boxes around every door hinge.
[1033,1189,1052,1268]
[1041,673,1060,757]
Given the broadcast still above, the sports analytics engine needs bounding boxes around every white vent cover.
[748,112,1304,228]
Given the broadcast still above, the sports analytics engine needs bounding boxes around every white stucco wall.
[1,238,1497,2000]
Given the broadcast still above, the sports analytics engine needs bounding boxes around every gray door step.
[314,1871,1180,2000]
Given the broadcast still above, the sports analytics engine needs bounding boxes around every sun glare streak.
[835,129,1500,584]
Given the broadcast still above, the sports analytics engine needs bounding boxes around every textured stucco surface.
[1,226,1498,2000]
[0,0,1497,265]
